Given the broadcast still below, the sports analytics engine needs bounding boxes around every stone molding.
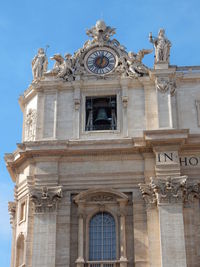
[29,186,62,213]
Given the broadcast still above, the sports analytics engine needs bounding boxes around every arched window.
[16,234,25,267]
[89,212,116,261]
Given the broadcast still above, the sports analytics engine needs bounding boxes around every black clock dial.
[87,50,116,74]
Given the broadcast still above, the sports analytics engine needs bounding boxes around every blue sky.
[1,0,200,265]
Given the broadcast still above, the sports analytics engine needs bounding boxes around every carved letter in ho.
[29,186,62,213]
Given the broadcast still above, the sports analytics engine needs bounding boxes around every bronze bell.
[94,108,110,125]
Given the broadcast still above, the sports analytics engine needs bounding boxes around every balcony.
[86,261,119,267]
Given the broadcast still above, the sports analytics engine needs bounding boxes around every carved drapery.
[29,186,62,213]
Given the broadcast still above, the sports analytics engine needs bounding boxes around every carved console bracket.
[29,186,62,213]
[8,201,16,226]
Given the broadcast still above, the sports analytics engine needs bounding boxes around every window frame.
[86,208,119,262]
[81,89,121,136]
[89,211,117,261]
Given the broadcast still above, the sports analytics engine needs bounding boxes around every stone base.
[119,256,128,267]
[75,257,85,267]
[154,62,169,69]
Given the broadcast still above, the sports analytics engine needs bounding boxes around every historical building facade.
[5,20,200,267]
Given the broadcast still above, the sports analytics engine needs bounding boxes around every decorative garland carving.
[29,186,62,213]
[155,77,176,96]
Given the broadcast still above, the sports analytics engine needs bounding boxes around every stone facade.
[5,21,200,267]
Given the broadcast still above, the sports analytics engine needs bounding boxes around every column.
[119,199,128,267]
[75,203,85,267]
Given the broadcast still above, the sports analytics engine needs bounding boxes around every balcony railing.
[86,261,119,267]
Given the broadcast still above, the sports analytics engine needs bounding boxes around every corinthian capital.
[139,176,187,207]
[151,176,187,204]
[29,186,62,213]
[139,183,157,209]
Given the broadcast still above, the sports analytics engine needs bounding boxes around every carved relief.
[149,28,171,63]
[89,194,115,202]
[25,109,37,141]
[29,186,62,213]
[155,77,176,95]
[8,201,16,226]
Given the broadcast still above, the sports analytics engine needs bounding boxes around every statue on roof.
[86,20,116,46]
[149,29,171,63]
[127,49,152,77]
[32,48,48,80]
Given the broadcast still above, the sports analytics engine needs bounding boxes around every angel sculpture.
[50,54,64,74]
[32,48,48,80]
[127,49,152,77]
[50,53,74,81]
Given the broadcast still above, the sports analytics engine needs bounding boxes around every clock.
[85,48,117,75]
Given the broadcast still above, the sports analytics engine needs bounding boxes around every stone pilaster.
[119,199,128,267]
[140,176,187,267]
[120,78,129,137]
[8,201,16,267]
[73,82,81,139]
[75,202,85,267]
[29,186,62,267]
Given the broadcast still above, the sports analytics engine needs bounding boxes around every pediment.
[74,188,128,204]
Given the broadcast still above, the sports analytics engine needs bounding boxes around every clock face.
[86,49,116,75]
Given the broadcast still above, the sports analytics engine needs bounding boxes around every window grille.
[89,212,116,261]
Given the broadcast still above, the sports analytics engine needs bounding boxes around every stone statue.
[50,54,64,73]
[127,49,152,76]
[149,29,171,63]
[86,20,116,45]
[32,48,48,80]
[57,53,74,80]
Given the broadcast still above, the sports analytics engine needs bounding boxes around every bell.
[94,108,110,125]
